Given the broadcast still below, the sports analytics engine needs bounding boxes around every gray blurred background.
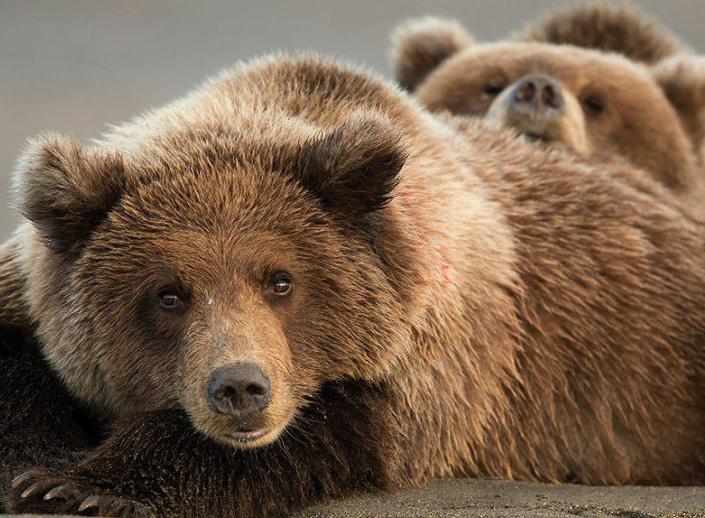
[1,0,704,241]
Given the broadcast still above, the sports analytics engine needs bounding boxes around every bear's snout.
[509,73,565,120]
[207,363,272,420]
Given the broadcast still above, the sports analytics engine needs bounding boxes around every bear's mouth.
[225,428,269,443]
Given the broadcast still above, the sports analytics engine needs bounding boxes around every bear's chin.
[200,415,292,450]
[216,428,280,449]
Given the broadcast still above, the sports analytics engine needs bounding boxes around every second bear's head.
[391,14,705,194]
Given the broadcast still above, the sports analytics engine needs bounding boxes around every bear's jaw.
[213,417,292,449]
[224,428,270,444]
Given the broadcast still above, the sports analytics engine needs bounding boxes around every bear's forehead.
[451,42,649,83]
[104,130,322,236]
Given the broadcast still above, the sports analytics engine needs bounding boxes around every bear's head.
[13,110,416,449]
[391,16,705,193]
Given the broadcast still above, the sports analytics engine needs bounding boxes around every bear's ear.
[13,134,126,256]
[391,17,473,92]
[652,55,705,153]
[296,112,407,219]
[520,3,682,63]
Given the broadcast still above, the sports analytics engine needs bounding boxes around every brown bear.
[391,8,705,204]
[2,53,705,518]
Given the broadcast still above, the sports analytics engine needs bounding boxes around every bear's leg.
[0,327,98,512]
[7,380,415,518]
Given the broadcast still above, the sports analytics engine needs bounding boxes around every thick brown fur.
[390,13,705,206]
[518,2,685,63]
[2,54,705,517]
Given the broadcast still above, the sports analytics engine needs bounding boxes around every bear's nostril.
[542,85,554,106]
[517,81,536,103]
[216,386,236,400]
[246,383,266,396]
[207,363,272,419]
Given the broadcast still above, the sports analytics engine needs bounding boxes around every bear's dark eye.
[483,83,505,96]
[265,272,293,297]
[158,290,181,310]
[580,93,605,114]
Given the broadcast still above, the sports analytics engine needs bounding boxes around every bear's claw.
[8,467,152,517]
[43,484,77,501]
[77,495,101,512]
[10,470,36,488]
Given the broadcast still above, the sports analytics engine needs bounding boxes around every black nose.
[207,363,272,419]
[510,73,565,117]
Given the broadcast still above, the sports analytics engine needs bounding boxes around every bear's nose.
[207,363,272,419]
[510,73,565,117]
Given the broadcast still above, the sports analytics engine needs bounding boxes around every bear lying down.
[1,54,705,517]
[391,11,705,205]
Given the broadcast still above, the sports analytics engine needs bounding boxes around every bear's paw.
[8,468,153,517]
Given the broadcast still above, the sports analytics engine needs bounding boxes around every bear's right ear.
[652,55,705,154]
[391,17,473,92]
[13,134,126,256]
[519,3,682,64]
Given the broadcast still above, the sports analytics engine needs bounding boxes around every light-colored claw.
[11,471,35,488]
[78,495,102,513]
[43,484,72,501]
[20,482,42,499]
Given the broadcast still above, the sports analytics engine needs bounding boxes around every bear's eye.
[483,83,505,96]
[580,93,605,114]
[158,290,182,310]
[265,272,293,297]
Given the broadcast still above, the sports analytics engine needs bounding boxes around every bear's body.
[391,10,705,206]
[2,55,705,517]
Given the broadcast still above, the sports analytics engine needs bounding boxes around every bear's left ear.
[296,112,407,219]
[13,134,127,256]
[391,17,473,92]
[652,54,705,153]
[519,3,682,64]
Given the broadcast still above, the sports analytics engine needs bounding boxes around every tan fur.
[0,235,32,329]
[5,53,705,495]
[518,2,685,63]
[391,17,705,208]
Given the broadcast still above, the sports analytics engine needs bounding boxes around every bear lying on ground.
[391,5,705,204]
[2,53,705,517]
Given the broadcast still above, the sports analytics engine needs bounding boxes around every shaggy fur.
[518,2,685,63]
[390,13,705,205]
[2,54,705,517]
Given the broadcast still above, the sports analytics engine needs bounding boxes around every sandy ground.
[3,478,705,517]
[298,478,705,517]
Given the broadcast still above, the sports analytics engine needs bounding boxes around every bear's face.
[417,44,686,177]
[15,114,414,449]
[392,18,705,192]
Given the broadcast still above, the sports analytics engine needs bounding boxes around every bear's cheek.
[549,94,592,154]
[177,319,298,448]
